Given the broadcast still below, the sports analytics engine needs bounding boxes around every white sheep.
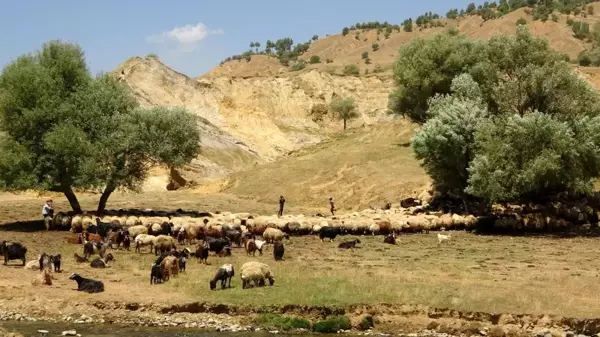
[127,225,148,239]
[263,228,289,243]
[240,261,275,289]
[134,234,156,253]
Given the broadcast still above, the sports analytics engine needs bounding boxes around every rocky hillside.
[115,1,600,197]
[114,57,395,191]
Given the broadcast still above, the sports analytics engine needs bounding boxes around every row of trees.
[0,40,201,213]
[389,26,600,205]
[221,37,315,66]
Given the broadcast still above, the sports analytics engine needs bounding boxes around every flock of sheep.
[2,202,467,294]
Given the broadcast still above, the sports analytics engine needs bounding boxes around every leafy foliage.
[467,113,600,201]
[256,314,312,331]
[0,40,201,212]
[405,27,600,203]
[309,55,321,64]
[330,97,359,130]
[342,64,360,76]
[308,103,329,122]
[312,315,351,333]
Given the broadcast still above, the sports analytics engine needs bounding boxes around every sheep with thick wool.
[240,261,275,289]
[154,235,177,255]
[134,234,156,253]
[263,228,289,243]
[128,225,148,239]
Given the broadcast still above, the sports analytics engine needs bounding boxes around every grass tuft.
[313,315,351,333]
[255,313,311,331]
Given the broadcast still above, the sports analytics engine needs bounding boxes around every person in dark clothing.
[278,196,286,217]
[329,197,336,216]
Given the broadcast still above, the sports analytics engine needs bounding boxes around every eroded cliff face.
[113,56,396,190]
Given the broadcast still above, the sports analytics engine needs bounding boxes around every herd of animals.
[1,203,457,294]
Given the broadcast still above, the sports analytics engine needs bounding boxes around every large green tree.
[406,27,600,204]
[0,40,201,213]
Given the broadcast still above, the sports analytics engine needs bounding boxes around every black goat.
[52,254,62,272]
[273,242,285,261]
[1,241,27,266]
[178,256,186,272]
[151,264,164,284]
[69,273,104,293]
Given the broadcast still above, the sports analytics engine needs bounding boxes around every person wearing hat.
[329,197,336,216]
[42,199,54,231]
[278,195,286,217]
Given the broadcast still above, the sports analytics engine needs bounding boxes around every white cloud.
[146,23,223,51]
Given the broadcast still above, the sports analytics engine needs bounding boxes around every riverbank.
[1,298,600,337]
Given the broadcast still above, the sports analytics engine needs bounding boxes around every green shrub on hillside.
[256,314,311,331]
[516,17,527,25]
[579,50,592,66]
[312,315,351,333]
[342,64,360,76]
[309,55,321,64]
[309,103,329,122]
[567,17,575,25]
[290,61,306,71]
[372,43,379,51]
[342,27,350,36]
[361,51,369,59]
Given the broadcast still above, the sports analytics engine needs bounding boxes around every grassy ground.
[223,120,430,212]
[2,224,600,319]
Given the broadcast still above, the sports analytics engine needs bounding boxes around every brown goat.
[244,238,258,256]
[249,225,267,236]
[160,256,179,281]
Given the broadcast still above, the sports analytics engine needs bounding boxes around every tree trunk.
[343,119,347,130]
[97,185,115,215]
[62,186,82,213]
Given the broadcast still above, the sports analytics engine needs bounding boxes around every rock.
[61,331,77,336]
[480,330,488,336]
[37,330,49,334]
[566,332,575,337]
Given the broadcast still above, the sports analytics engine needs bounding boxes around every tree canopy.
[0,40,201,213]
[403,27,600,204]
[330,98,359,130]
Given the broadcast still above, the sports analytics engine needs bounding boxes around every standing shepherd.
[329,197,336,216]
[42,199,54,231]
[278,195,286,217]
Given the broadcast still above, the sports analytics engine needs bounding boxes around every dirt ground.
[3,191,600,335]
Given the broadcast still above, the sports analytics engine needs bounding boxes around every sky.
[0,0,484,78]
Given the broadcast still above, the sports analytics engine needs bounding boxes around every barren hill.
[114,56,395,191]
[113,2,600,205]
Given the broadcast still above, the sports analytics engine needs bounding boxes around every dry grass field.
[2,221,600,320]
[223,120,430,211]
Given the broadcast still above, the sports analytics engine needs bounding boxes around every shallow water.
[0,321,281,337]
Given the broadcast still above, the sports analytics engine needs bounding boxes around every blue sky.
[0,0,483,78]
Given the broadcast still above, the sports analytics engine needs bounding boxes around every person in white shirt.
[42,199,54,230]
